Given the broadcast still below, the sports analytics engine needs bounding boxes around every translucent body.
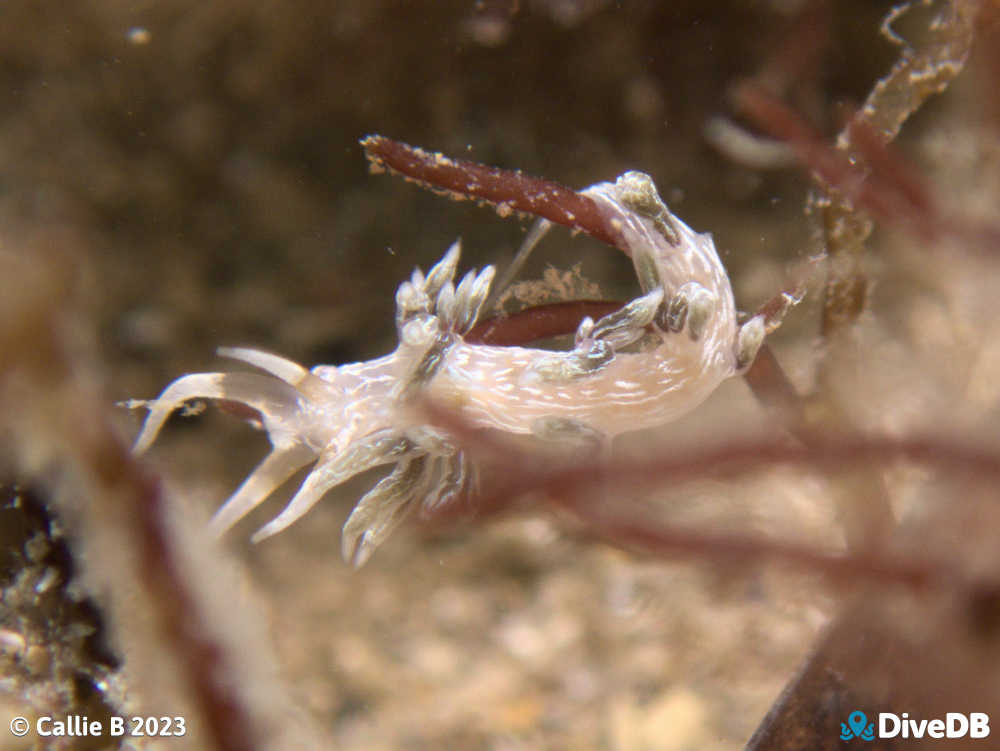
[426,175,739,437]
[133,173,761,566]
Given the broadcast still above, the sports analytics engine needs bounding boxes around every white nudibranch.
[132,171,765,567]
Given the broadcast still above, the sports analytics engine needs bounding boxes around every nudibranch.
[132,169,764,567]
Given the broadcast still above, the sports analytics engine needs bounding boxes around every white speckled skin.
[427,176,738,437]
[132,173,757,566]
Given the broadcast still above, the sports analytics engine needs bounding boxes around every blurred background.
[4,1,998,749]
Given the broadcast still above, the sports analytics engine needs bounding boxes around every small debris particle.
[0,629,26,655]
[127,27,151,45]
[24,644,50,676]
[34,567,60,594]
[24,532,50,563]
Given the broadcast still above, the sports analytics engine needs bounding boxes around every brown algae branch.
[560,499,940,593]
[465,300,623,345]
[418,398,999,589]
[0,246,264,751]
[91,427,262,751]
[361,134,623,249]
[421,398,1000,502]
[734,84,939,239]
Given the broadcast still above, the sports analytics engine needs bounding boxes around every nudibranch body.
[133,171,764,567]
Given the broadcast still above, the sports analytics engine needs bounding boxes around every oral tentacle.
[218,346,334,403]
[133,372,303,455]
[217,347,310,385]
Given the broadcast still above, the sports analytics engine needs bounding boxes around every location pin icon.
[848,711,867,737]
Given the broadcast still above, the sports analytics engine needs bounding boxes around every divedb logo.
[840,710,990,741]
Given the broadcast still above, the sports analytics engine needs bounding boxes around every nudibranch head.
[133,242,491,567]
